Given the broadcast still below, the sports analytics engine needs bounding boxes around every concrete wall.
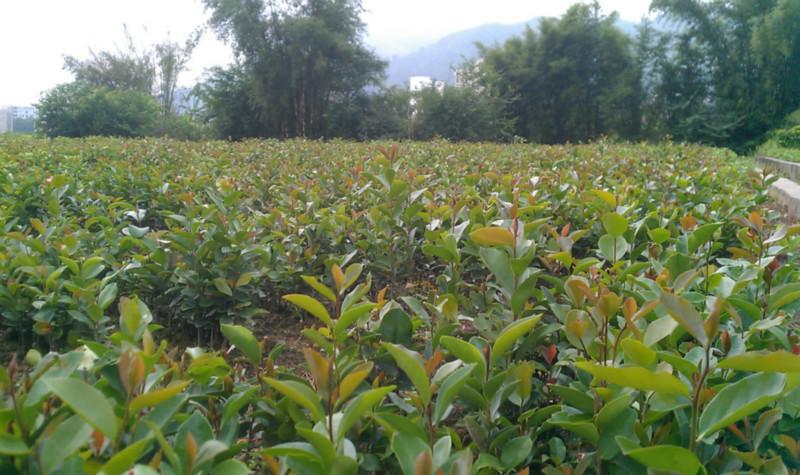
[756,156,800,182]
[757,156,800,220]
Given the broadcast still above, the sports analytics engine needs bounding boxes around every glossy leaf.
[575,362,689,396]
[492,315,541,363]
[698,372,786,440]
[382,343,431,404]
[44,377,118,439]
[283,294,333,327]
[220,324,262,366]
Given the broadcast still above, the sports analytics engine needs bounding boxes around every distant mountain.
[382,17,638,87]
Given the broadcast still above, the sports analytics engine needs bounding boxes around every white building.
[10,106,37,120]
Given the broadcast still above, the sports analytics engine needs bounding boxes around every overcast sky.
[0,0,651,107]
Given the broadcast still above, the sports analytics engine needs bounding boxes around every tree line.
[37,0,800,151]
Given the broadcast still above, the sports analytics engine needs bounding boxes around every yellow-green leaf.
[718,351,800,373]
[439,336,486,380]
[220,324,262,366]
[470,227,514,247]
[492,315,541,363]
[265,377,325,422]
[301,275,336,302]
[129,381,191,413]
[283,294,332,327]
[337,362,373,404]
[575,362,689,396]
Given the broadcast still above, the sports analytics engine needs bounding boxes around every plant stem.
[689,345,712,452]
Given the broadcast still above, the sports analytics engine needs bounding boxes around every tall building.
[10,106,37,120]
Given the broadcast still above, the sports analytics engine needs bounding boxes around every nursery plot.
[0,135,798,474]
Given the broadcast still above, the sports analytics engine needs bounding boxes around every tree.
[478,3,641,143]
[325,86,411,140]
[155,30,202,119]
[196,64,264,139]
[37,83,159,137]
[203,0,385,138]
[648,0,800,149]
[412,86,513,142]
[63,27,156,94]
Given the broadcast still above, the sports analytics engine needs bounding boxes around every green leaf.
[648,227,671,244]
[0,433,29,456]
[262,442,321,462]
[97,283,118,310]
[550,385,595,414]
[492,315,541,363]
[500,436,532,468]
[301,275,337,302]
[335,302,375,341]
[212,277,233,297]
[129,381,191,413]
[378,308,413,346]
[698,372,786,440]
[575,362,689,396]
[297,428,336,468]
[549,411,599,443]
[753,408,783,451]
[644,316,679,347]
[601,212,628,237]
[391,433,430,475]
[688,223,721,254]
[119,297,151,339]
[264,378,325,422]
[616,437,703,475]
[41,416,93,475]
[718,351,800,373]
[382,343,431,404]
[596,393,633,428]
[283,294,332,327]
[342,263,364,291]
[235,272,254,288]
[212,460,251,475]
[470,227,514,247]
[598,234,628,262]
[660,291,709,347]
[479,247,515,294]
[439,336,486,380]
[338,386,394,440]
[44,377,118,439]
[432,364,475,424]
[220,324,262,366]
[99,437,153,475]
[621,339,657,366]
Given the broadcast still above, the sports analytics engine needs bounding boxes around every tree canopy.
[202,0,385,138]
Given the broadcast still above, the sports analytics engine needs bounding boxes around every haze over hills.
[381,17,638,86]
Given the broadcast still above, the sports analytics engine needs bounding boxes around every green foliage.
[411,86,513,142]
[775,125,800,148]
[478,3,641,143]
[37,83,160,138]
[202,0,385,139]
[0,136,799,472]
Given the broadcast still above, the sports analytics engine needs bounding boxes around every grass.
[754,138,800,163]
